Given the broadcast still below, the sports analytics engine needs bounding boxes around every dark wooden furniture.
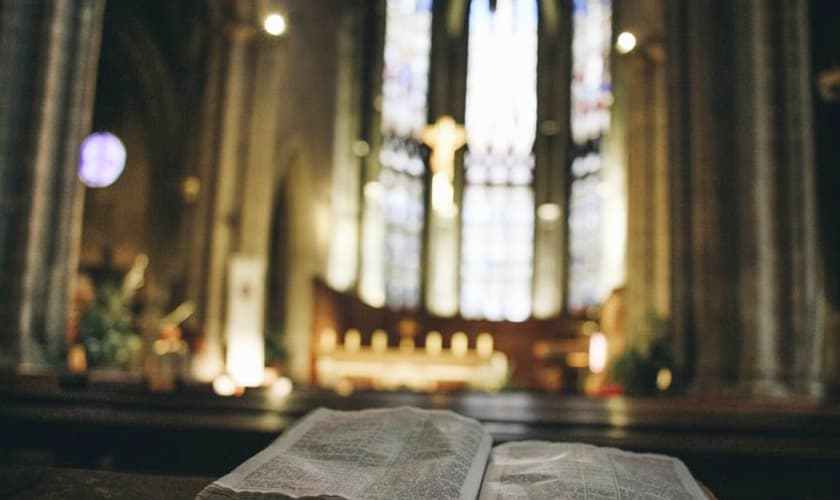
[2,375,840,498]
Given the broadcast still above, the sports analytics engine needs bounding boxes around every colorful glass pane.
[379,0,433,309]
[460,0,538,321]
[568,0,612,311]
[570,0,612,144]
[78,132,126,188]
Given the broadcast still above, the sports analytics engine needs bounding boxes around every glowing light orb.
[271,377,293,398]
[335,379,354,396]
[78,132,126,187]
[263,13,287,36]
[537,203,562,222]
[656,368,672,391]
[588,332,608,374]
[213,374,239,397]
[616,32,637,54]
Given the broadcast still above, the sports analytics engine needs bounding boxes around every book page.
[478,441,709,500]
[196,406,492,500]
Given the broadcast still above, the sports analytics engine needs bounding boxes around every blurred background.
[3,0,839,397]
[1,1,840,496]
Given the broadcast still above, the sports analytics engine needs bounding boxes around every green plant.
[77,284,142,368]
[265,330,289,366]
[608,311,671,395]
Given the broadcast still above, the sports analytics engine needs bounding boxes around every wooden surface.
[0,465,718,500]
[0,465,211,500]
[2,375,840,498]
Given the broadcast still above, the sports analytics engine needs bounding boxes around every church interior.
[1,0,840,497]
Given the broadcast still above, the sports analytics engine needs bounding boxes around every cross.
[421,115,466,181]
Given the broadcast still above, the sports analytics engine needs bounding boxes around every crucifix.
[422,116,466,215]
[422,115,466,179]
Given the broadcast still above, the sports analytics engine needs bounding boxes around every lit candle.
[372,329,388,353]
[271,377,293,398]
[213,374,239,397]
[319,328,337,353]
[399,337,415,354]
[476,332,494,359]
[425,331,442,356]
[589,332,608,374]
[489,352,509,389]
[67,345,87,374]
[656,368,672,391]
[451,332,468,358]
[344,329,361,353]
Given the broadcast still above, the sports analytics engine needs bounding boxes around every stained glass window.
[378,0,433,309]
[460,0,538,322]
[567,0,612,310]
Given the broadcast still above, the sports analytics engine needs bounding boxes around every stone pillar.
[619,0,670,325]
[193,13,287,380]
[191,0,292,380]
[532,2,571,318]
[0,0,104,371]
[191,19,252,381]
[811,1,840,395]
[733,0,821,395]
[668,0,734,390]
[182,34,226,350]
[668,0,822,394]
[194,2,343,383]
[357,0,387,309]
[426,213,459,316]
[326,7,364,293]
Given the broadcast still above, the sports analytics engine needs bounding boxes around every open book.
[196,407,710,500]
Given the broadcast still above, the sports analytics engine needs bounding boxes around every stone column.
[619,0,669,324]
[422,0,468,316]
[668,0,735,390]
[733,0,821,395]
[192,9,289,380]
[357,0,387,308]
[532,2,571,318]
[0,0,105,371]
[668,0,822,394]
[326,7,364,293]
[181,34,226,348]
[191,19,252,381]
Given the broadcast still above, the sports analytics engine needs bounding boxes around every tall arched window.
[379,0,433,309]
[460,0,538,321]
[567,0,612,310]
[354,0,622,317]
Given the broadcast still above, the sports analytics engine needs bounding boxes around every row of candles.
[319,328,496,360]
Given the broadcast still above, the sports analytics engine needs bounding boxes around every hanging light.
[616,31,637,54]
[263,13,287,36]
